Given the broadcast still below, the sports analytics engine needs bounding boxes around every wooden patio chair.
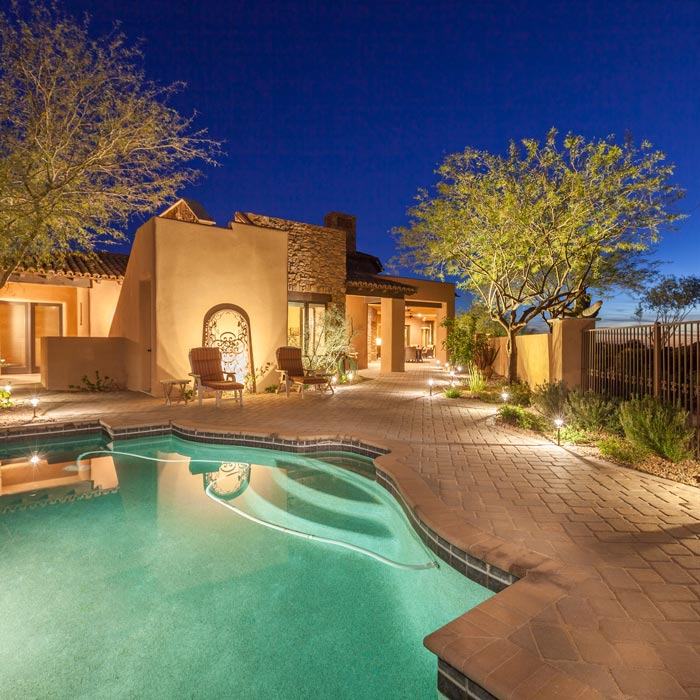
[188,347,244,407]
[275,346,334,398]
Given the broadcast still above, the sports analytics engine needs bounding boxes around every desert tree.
[635,275,700,325]
[0,1,222,288]
[395,129,684,381]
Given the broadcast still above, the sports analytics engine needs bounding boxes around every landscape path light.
[501,391,509,403]
[428,378,434,396]
[554,418,564,446]
[30,397,39,419]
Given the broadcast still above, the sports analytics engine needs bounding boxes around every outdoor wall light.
[554,418,564,445]
[30,397,39,419]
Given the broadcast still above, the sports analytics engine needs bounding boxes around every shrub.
[443,386,462,398]
[565,389,621,433]
[597,435,649,464]
[497,405,548,432]
[465,363,486,392]
[505,381,531,407]
[0,387,12,408]
[531,381,569,420]
[69,370,117,392]
[619,396,694,463]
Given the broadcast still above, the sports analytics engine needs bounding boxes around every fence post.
[653,322,661,399]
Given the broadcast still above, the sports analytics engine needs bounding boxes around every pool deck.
[3,364,700,700]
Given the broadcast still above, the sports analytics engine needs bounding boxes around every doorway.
[0,301,63,373]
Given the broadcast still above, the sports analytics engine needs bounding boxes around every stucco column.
[549,318,597,388]
[380,297,405,372]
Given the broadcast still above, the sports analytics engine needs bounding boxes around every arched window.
[202,304,255,390]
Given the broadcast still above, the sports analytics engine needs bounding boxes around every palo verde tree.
[635,275,700,325]
[395,129,684,382]
[0,1,222,288]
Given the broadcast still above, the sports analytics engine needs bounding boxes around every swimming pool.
[0,434,492,699]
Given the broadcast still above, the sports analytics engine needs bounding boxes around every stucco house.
[0,199,455,393]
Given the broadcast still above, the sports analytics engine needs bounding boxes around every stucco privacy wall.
[41,337,126,390]
[491,334,550,385]
[152,218,288,392]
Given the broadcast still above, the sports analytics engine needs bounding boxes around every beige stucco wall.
[491,334,550,386]
[152,218,288,392]
[112,216,291,394]
[88,279,122,336]
[110,219,156,392]
[41,336,127,390]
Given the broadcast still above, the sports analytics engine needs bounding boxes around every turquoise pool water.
[0,435,492,699]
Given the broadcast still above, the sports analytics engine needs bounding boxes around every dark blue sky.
[63,0,699,321]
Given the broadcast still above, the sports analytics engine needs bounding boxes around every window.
[288,302,327,358]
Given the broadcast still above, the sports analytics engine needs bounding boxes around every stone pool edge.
[1,419,600,700]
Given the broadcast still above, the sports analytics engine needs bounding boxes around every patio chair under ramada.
[275,346,334,397]
[188,347,244,407]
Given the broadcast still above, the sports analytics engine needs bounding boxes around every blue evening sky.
[61,0,699,323]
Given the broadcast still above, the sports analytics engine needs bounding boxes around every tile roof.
[16,251,129,280]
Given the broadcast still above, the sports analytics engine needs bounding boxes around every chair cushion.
[202,380,244,391]
[289,375,328,385]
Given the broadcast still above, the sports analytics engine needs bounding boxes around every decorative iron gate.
[203,305,255,390]
[582,321,700,456]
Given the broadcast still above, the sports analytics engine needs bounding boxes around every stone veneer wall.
[244,215,347,307]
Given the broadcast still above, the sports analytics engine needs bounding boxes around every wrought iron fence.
[582,321,700,455]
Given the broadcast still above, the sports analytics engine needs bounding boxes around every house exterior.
[0,199,455,393]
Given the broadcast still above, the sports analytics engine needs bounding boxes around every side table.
[160,379,192,405]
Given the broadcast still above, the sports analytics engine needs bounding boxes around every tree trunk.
[506,329,518,383]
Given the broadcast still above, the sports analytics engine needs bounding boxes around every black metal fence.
[582,321,700,456]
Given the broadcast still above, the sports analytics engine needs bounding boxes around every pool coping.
[0,419,599,700]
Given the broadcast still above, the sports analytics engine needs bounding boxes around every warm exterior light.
[375,338,382,346]
[3,383,10,393]
[428,378,434,396]
[348,371,355,381]
[30,397,39,419]
[30,454,40,465]
[554,418,564,445]
[331,376,338,384]
[436,359,441,366]
[457,365,462,373]
[501,391,509,402]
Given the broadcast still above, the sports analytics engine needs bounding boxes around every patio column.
[380,297,405,372]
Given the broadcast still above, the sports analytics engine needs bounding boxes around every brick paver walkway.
[3,365,700,700]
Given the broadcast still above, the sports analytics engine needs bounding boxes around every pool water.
[0,435,492,700]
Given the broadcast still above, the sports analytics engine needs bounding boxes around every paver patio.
[3,364,700,700]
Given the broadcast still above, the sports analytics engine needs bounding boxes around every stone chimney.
[324,212,356,254]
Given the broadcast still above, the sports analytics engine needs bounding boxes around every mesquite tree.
[0,1,222,288]
[395,129,684,381]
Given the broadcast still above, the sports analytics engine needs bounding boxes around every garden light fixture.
[554,418,564,445]
[30,397,39,419]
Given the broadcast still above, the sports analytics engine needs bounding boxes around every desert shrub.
[465,363,487,392]
[497,405,548,432]
[597,435,649,464]
[619,396,694,463]
[444,386,462,398]
[559,425,596,445]
[565,389,621,433]
[531,381,569,420]
[505,381,531,407]
[69,371,118,392]
[473,343,499,372]
[0,387,12,408]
